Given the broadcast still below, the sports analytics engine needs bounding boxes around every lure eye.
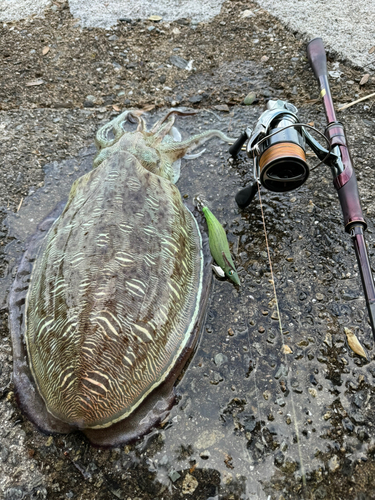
[228,270,234,276]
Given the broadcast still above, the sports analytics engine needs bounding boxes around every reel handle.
[229,130,248,157]
[235,182,258,209]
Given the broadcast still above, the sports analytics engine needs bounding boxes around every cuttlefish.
[9,109,239,446]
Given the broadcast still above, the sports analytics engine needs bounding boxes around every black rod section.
[352,226,375,332]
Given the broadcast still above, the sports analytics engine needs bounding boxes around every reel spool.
[257,115,308,192]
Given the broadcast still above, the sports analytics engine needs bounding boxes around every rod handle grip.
[307,38,328,80]
[337,173,366,231]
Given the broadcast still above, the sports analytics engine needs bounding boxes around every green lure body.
[202,206,240,286]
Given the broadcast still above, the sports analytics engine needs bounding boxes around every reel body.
[231,99,336,208]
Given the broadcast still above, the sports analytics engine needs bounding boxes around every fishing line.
[256,181,307,487]
[242,309,267,450]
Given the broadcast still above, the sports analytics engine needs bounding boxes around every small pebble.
[214,353,228,366]
[148,15,162,21]
[308,388,317,398]
[255,442,264,452]
[169,469,181,482]
[182,473,198,495]
[210,372,223,385]
[275,363,288,379]
[170,55,189,69]
[328,455,340,472]
[282,345,292,354]
[274,451,285,466]
[243,92,256,105]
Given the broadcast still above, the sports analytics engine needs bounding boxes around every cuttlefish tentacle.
[95,109,144,150]
[94,109,235,181]
[155,129,236,182]
[149,109,197,135]
[148,114,177,145]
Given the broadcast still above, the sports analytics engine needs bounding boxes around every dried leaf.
[241,9,255,18]
[170,55,189,69]
[148,15,162,21]
[42,46,50,55]
[142,104,155,112]
[26,79,44,86]
[360,73,370,86]
[112,104,121,112]
[213,104,230,112]
[189,463,197,474]
[281,345,292,354]
[344,327,367,358]
[369,46,375,54]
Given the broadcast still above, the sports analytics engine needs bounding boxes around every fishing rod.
[229,38,375,339]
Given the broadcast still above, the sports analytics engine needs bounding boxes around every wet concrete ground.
[1,2,375,500]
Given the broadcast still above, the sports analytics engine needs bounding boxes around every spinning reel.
[228,38,375,339]
[230,99,337,208]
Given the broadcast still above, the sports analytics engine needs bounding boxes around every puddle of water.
[3,107,375,498]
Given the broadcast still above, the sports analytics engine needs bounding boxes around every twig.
[338,92,375,111]
[16,197,23,212]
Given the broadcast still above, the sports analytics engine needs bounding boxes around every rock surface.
[1,1,375,499]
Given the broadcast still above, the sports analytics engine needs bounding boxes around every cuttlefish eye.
[228,270,234,276]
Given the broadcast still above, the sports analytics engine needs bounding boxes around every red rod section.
[307,38,375,338]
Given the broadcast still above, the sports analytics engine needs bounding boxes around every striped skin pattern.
[24,110,234,430]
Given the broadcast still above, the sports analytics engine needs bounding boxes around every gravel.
[1,0,375,69]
